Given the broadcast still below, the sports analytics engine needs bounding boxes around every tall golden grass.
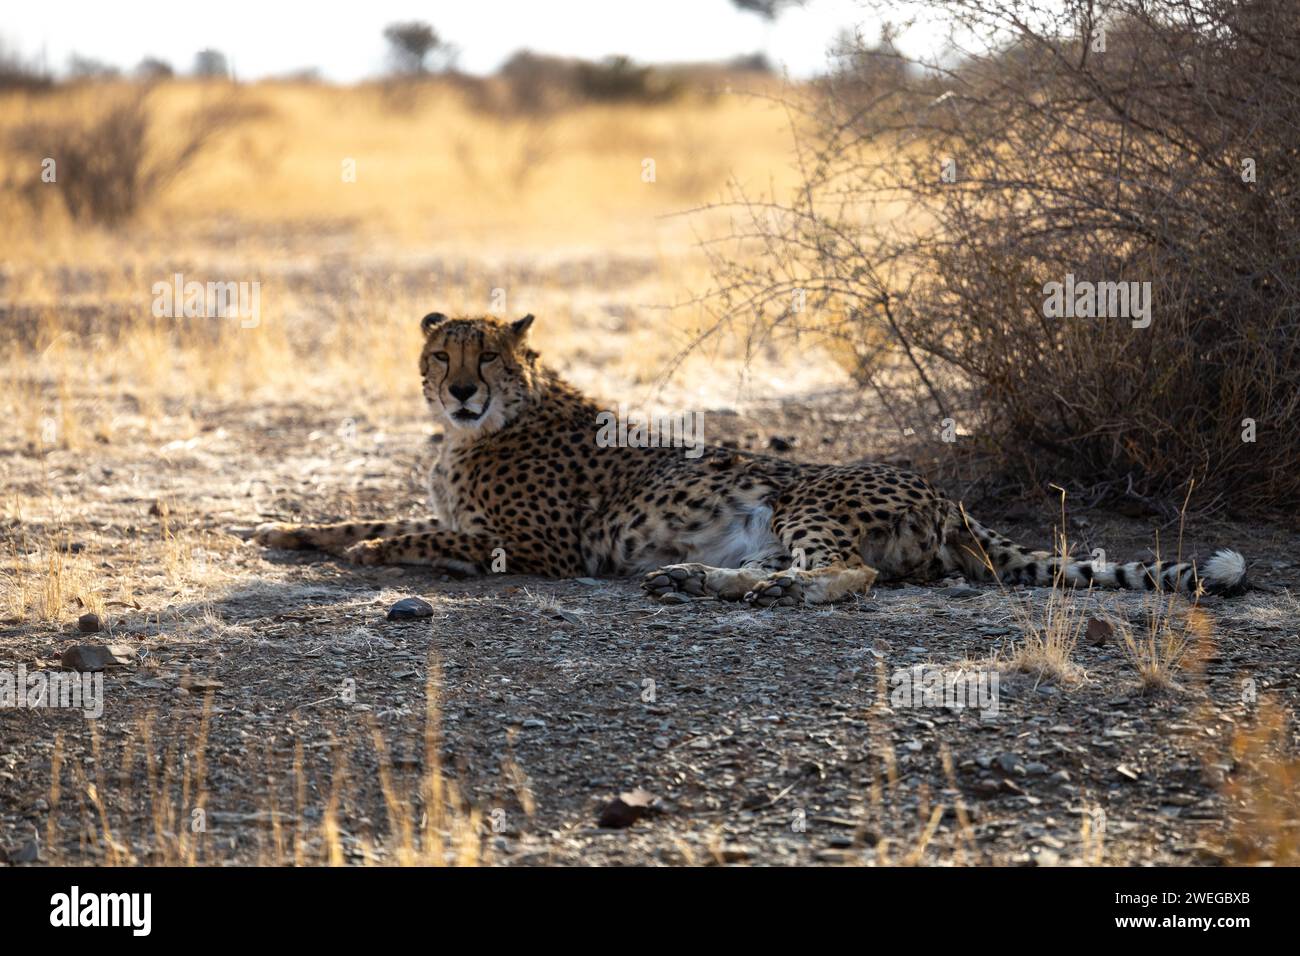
[0,78,799,247]
[0,77,808,437]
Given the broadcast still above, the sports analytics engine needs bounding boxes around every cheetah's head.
[419,312,538,435]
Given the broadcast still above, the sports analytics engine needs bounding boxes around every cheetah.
[254,312,1248,605]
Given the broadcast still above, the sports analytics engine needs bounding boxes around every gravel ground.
[3,388,1298,867]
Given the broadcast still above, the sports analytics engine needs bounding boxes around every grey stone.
[61,644,134,671]
[386,597,434,621]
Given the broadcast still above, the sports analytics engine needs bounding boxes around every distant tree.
[727,52,773,72]
[730,0,807,20]
[730,0,808,62]
[135,56,174,79]
[0,36,52,90]
[67,53,120,79]
[193,48,229,78]
[383,21,448,75]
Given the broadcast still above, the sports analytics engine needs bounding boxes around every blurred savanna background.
[1,0,1299,868]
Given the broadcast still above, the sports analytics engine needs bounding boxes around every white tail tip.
[1201,549,1247,594]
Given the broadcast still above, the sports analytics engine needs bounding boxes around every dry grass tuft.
[41,656,485,866]
[1001,581,1089,687]
[987,495,1088,686]
[1116,604,1213,694]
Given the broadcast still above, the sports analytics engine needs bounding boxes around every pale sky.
[1,0,952,81]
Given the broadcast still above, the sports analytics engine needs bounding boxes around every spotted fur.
[254,313,1248,605]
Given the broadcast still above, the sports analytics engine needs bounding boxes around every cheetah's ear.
[510,314,535,341]
[421,312,448,336]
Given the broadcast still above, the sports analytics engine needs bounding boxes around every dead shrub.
[6,84,245,225]
[706,0,1300,514]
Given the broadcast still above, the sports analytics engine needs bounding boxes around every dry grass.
[1114,490,1214,693]
[41,661,486,866]
[1,515,106,626]
[0,76,820,446]
[982,495,1089,686]
[0,77,797,246]
[1001,574,1089,687]
[1116,603,1213,694]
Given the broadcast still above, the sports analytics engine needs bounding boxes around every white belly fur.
[683,504,786,569]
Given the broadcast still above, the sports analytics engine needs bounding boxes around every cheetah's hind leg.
[743,564,877,607]
[743,507,880,606]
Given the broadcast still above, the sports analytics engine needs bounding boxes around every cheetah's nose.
[449,383,477,403]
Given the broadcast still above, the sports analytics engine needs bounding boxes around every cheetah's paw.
[744,573,804,608]
[642,563,712,601]
[344,539,388,566]
[253,522,310,550]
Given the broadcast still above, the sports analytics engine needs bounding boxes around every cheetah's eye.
[433,351,449,363]
[480,352,499,363]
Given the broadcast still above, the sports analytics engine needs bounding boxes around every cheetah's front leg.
[344,530,489,576]
[642,563,770,602]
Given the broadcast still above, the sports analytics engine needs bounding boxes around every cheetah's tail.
[955,515,1248,596]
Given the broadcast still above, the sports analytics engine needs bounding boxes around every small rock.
[77,613,102,633]
[767,435,796,452]
[9,838,39,863]
[61,644,134,671]
[521,718,547,730]
[574,577,601,586]
[996,753,1024,775]
[386,597,434,621]
[1025,762,1049,776]
[1086,616,1114,647]
[940,586,981,599]
[597,789,661,829]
